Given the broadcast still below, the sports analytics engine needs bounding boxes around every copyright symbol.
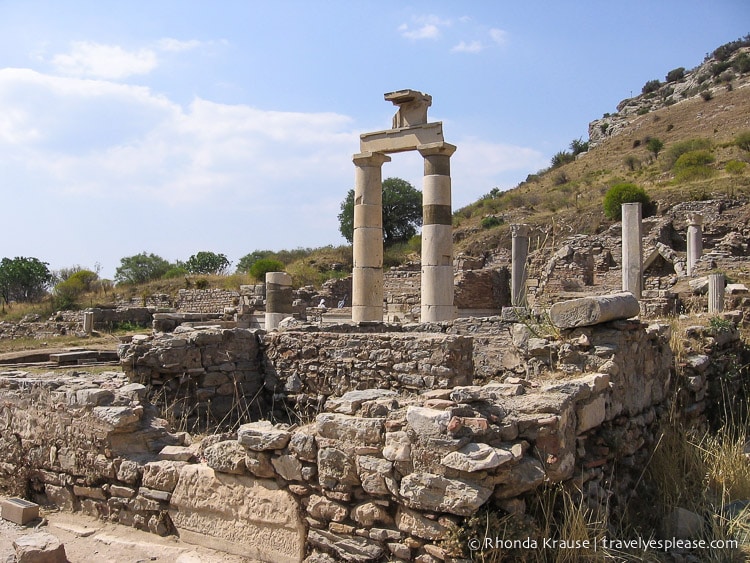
[468,538,481,551]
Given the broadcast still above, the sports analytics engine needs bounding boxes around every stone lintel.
[352,151,391,167]
[417,141,457,158]
[360,122,444,154]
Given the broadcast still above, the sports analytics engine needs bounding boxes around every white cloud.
[156,38,204,53]
[489,28,508,45]
[398,14,451,40]
[451,40,484,54]
[51,41,158,79]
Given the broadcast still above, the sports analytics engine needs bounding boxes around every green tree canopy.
[185,251,231,275]
[338,177,423,248]
[249,258,285,281]
[0,256,52,304]
[114,252,171,285]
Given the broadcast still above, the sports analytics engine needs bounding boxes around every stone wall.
[6,312,750,562]
[119,328,266,431]
[176,288,241,314]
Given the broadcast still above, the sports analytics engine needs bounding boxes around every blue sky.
[1,1,747,279]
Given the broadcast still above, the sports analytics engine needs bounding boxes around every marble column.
[708,272,725,313]
[418,143,456,322]
[621,202,643,298]
[511,224,531,307]
[265,271,293,330]
[686,213,703,277]
[82,311,94,334]
[352,152,391,322]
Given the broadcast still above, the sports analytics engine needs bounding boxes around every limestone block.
[307,494,348,522]
[399,472,493,516]
[405,406,451,437]
[395,507,451,540]
[116,459,142,485]
[325,389,398,415]
[158,446,195,462]
[13,532,67,563]
[244,451,276,479]
[169,464,305,562]
[238,421,291,451]
[203,441,246,475]
[288,426,318,462]
[1,498,39,525]
[660,507,704,540]
[142,460,184,492]
[549,292,640,329]
[272,454,303,481]
[315,413,385,452]
[440,443,513,472]
[492,457,546,499]
[352,502,392,527]
[317,447,360,491]
[92,406,141,431]
[576,395,607,434]
[356,455,396,496]
[307,528,385,563]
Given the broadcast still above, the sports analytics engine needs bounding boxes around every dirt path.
[0,511,254,562]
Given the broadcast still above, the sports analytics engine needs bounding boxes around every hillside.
[452,41,750,262]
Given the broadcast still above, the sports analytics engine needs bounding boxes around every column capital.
[686,212,703,226]
[352,152,391,167]
[417,142,457,158]
[511,223,531,238]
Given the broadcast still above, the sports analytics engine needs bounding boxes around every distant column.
[511,224,531,307]
[686,213,704,277]
[265,272,293,330]
[352,152,391,322]
[82,311,94,335]
[419,142,456,322]
[621,202,643,298]
[708,272,725,313]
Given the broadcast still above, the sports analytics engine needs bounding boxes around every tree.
[0,256,52,305]
[666,67,685,82]
[185,251,230,275]
[249,258,285,281]
[646,138,664,158]
[237,250,276,274]
[338,177,423,248]
[114,252,171,285]
[642,79,661,94]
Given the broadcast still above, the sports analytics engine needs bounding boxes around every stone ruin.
[2,92,750,562]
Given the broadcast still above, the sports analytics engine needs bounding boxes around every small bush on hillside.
[163,266,189,279]
[666,67,685,82]
[736,131,750,152]
[726,160,747,175]
[700,90,713,101]
[663,138,713,169]
[550,151,574,168]
[603,183,653,220]
[624,155,640,171]
[733,52,750,73]
[481,215,504,230]
[642,79,661,94]
[646,138,664,158]
[673,150,715,182]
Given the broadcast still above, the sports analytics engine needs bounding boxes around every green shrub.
[480,215,504,229]
[732,52,750,73]
[663,138,712,169]
[666,67,685,82]
[163,266,189,279]
[725,160,747,175]
[642,79,661,94]
[700,90,713,101]
[194,278,210,290]
[550,151,574,168]
[603,183,653,220]
[248,258,285,281]
[646,137,664,158]
[673,150,715,182]
[736,131,750,152]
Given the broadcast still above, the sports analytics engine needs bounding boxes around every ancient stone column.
[352,152,391,322]
[265,272,293,330]
[621,202,643,298]
[511,224,531,307]
[708,272,725,313]
[686,212,703,277]
[419,142,456,322]
[82,311,94,334]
